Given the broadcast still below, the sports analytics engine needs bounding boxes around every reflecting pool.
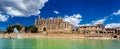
[0,38,120,49]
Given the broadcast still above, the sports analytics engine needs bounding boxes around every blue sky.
[0,0,120,30]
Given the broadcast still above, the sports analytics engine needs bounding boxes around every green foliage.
[6,24,38,33]
[13,25,22,31]
[6,24,22,33]
[25,26,38,33]
[6,26,14,33]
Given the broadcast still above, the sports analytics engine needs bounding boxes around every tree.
[6,26,14,33]
[31,26,38,33]
[6,24,22,33]
[25,26,38,33]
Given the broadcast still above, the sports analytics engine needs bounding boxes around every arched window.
[43,27,46,31]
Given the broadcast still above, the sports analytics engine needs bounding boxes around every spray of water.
[13,27,21,39]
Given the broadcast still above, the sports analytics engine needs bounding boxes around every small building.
[105,28,116,34]
[115,28,120,34]
[20,27,25,33]
[77,24,106,34]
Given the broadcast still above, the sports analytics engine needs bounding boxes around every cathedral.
[35,16,72,33]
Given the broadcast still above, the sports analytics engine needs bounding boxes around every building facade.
[77,24,106,34]
[35,16,72,33]
[105,28,116,34]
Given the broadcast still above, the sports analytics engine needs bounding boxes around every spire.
[59,16,62,19]
[37,15,40,25]
[38,15,40,19]
[59,16,62,21]
[41,17,43,20]
[35,18,37,25]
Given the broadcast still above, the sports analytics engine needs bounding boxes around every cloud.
[6,7,24,16]
[0,14,9,22]
[113,9,120,15]
[79,24,92,26]
[105,23,120,28]
[64,14,82,26]
[0,0,48,17]
[76,16,108,26]
[92,17,107,25]
[53,11,59,14]
[50,17,53,19]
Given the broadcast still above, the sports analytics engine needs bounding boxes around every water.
[0,38,120,49]
[13,27,21,39]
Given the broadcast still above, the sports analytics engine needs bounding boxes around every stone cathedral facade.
[35,16,72,33]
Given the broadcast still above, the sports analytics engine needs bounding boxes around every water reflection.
[0,38,120,49]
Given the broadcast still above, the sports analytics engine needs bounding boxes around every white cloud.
[76,16,108,26]
[79,24,92,26]
[0,0,48,17]
[6,7,24,16]
[50,17,53,19]
[64,14,82,26]
[53,11,59,14]
[105,23,120,28]
[0,14,9,22]
[113,9,120,15]
[92,17,107,25]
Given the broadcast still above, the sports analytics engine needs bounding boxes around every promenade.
[0,33,119,40]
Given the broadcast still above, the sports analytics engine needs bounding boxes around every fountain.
[13,27,21,39]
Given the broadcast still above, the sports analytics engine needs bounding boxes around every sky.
[0,0,120,30]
